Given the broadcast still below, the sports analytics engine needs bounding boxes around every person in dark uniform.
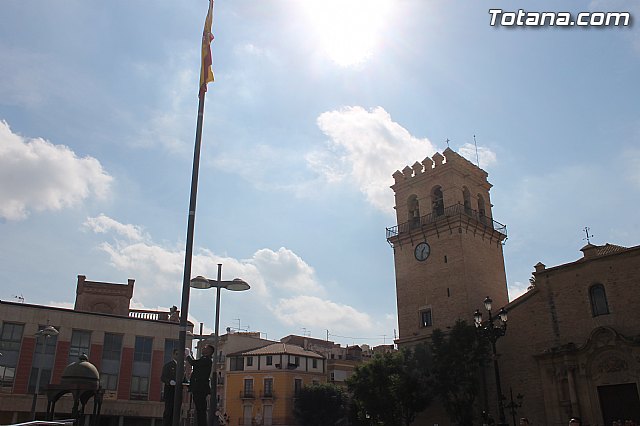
[161,349,179,425]
[188,344,213,426]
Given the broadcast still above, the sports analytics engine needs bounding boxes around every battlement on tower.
[391,147,489,188]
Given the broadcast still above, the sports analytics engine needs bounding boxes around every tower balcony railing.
[386,203,507,241]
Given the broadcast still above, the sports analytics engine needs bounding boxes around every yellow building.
[224,342,325,426]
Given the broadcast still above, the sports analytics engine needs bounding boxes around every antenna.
[232,318,248,332]
[473,134,480,167]
[583,227,594,244]
[13,294,24,303]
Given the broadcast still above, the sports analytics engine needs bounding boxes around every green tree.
[293,383,348,426]
[430,319,487,426]
[347,348,432,426]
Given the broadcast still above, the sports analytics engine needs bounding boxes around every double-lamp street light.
[190,264,250,426]
[30,324,60,420]
[474,296,508,426]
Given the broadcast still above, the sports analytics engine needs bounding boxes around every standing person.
[161,349,179,426]
[188,344,213,426]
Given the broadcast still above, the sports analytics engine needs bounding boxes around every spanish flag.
[199,0,214,98]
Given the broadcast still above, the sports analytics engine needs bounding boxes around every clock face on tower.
[414,242,430,261]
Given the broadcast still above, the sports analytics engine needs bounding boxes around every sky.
[1,0,639,348]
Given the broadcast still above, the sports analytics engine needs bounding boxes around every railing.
[260,390,275,399]
[386,203,507,241]
[240,390,255,399]
[128,309,180,322]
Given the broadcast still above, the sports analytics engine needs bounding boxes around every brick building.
[499,243,640,425]
[0,275,192,425]
[388,149,640,425]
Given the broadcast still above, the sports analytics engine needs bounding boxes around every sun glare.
[302,0,392,67]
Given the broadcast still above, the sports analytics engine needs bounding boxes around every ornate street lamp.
[30,324,59,420]
[505,387,524,426]
[190,264,250,426]
[474,296,508,426]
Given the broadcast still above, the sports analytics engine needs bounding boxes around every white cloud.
[508,282,531,301]
[0,121,112,221]
[308,106,437,214]
[84,215,376,337]
[458,142,497,169]
[48,300,75,310]
[273,295,374,334]
[84,214,147,241]
[250,247,323,294]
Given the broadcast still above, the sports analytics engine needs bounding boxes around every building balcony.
[260,390,276,399]
[240,390,255,399]
[386,203,507,246]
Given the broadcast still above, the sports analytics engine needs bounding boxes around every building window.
[243,378,254,398]
[131,336,153,400]
[420,309,433,328]
[408,194,420,228]
[312,359,318,369]
[247,356,253,367]
[68,330,91,363]
[264,378,273,397]
[294,378,303,396]
[1,323,24,391]
[230,356,244,371]
[28,324,59,393]
[477,194,486,222]
[590,284,610,316]
[463,187,472,214]
[100,333,122,391]
[266,355,272,366]
[432,187,444,216]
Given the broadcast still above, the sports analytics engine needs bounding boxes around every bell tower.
[387,148,508,346]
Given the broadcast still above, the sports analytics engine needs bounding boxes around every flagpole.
[173,1,214,423]
[172,92,206,426]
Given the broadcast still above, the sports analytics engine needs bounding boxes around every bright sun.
[302,0,392,67]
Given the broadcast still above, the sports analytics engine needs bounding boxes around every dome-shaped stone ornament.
[61,354,100,388]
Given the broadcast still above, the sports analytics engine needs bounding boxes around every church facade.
[388,148,640,425]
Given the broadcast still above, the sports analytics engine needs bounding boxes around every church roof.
[594,243,628,256]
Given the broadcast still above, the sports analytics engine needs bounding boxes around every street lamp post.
[30,325,59,420]
[190,263,250,426]
[504,387,524,426]
[474,296,508,426]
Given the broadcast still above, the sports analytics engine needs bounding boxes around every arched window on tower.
[463,187,471,215]
[432,187,444,216]
[477,194,486,224]
[408,195,420,228]
[589,284,610,316]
